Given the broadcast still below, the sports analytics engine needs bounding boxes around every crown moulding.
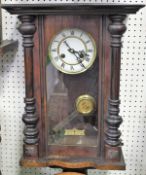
[1,3,145,15]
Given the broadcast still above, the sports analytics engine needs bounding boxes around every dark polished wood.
[20,156,125,170]
[105,15,126,147]
[1,3,144,15]
[18,15,39,159]
[43,15,100,160]
[2,3,144,171]
[104,15,127,162]
[21,15,124,170]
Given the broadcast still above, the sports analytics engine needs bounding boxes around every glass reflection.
[46,59,98,147]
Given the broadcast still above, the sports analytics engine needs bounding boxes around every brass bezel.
[75,94,96,116]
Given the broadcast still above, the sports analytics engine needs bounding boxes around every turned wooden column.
[18,15,39,159]
[105,15,127,161]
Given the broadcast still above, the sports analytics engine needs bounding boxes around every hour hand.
[79,50,90,61]
[74,54,86,68]
[74,50,89,60]
[63,42,86,68]
[64,41,80,56]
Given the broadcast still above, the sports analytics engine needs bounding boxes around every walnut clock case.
[2,3,144,172]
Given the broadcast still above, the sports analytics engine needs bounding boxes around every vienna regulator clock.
[2,3,144,173]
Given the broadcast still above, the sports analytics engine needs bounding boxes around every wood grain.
[2,4,144,15]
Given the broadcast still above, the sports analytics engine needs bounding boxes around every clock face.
[49,28,97,74]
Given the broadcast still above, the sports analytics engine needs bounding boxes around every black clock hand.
[73,52,86,68]
[79,50,89,57]
[64,41,86,68]
[67,48,86,68]
[64,40,72,50]
[74,50,82,56]
[64,41,82,56]
[73,50,89,60]
[64,40,70,48]
[64,40,76,54]
[78,50,90,62]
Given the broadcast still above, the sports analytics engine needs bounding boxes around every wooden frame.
[2,3,144,173]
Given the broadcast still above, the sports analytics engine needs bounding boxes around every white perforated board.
[0,1,146,175]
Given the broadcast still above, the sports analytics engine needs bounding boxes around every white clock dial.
[49,28,97,74]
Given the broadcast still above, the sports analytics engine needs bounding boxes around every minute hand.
[64,41,81,56]
[64,41,86,68]
[64,41,72,50]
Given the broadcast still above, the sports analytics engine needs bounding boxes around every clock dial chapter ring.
[75,94,96,116]
[49,28,97,74]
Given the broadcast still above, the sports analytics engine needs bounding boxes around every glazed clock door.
[43,16,101,159]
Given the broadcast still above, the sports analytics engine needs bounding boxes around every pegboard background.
[0,0,146,175]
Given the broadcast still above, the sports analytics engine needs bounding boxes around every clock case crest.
[2,3,144,171]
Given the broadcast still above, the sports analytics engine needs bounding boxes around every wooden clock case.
[2,3,144,173]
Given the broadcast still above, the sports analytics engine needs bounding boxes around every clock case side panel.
[21,15,125,170]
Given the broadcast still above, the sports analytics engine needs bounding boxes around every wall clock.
[2,3,144,174]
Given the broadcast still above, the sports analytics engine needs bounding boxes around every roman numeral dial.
[49,28,97,74]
